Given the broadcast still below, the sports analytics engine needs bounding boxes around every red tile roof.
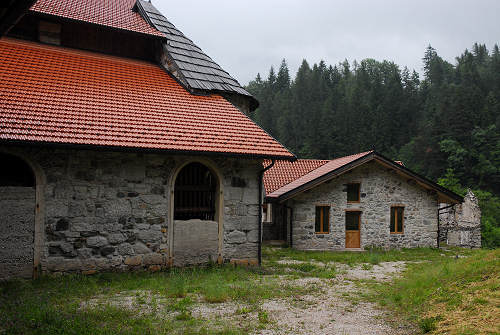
[266,151,373,198]
[30,0,163,37]
[263,159,329,194]
[0,38,294,158]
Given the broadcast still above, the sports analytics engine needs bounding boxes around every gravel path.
[254,261,410,335]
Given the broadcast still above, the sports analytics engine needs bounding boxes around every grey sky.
[154,0,500,85]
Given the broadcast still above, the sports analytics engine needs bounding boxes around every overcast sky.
[154,0,500,85]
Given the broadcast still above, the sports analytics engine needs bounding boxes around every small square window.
[347,183,360,202]
[390,206,404,234]
[315,206,330,234]
[39,21,61,45]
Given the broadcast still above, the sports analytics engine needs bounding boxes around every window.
[345,211,361,231]
[390,206,404,234]
[39,21,61,45]
[174,163,217,221]
[262,203,273,223]
[0,154,35,187]
[347,183,360,202]
[315,206,330,234]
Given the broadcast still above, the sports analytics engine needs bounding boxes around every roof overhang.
[0,139,295,162]
[266,151,463,204]
[0,0,36,36]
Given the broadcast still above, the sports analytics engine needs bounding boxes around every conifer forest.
[246,43,500,247]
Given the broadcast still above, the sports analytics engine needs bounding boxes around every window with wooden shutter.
[390,206,404,234]
[347,183,360,203]
[315,206,330,234]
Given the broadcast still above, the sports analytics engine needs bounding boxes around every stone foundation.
[0,145,262,278]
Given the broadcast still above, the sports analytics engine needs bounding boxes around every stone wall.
[0,145,261,277]
[0,186,35,279]
[289,161,439,250]
[439,190,481,248]
[173,220,219,266]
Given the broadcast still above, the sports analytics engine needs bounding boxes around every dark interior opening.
[0,153,35,187]
[174,163,217,221]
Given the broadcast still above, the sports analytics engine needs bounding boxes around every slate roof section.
[0,38,294,159]
[263,159,330,194]
[30,0,163,37]
[136,1,255,102]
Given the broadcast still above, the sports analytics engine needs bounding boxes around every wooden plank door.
[345,211,361,248]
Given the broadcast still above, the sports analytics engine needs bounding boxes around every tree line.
[246,43,500,247]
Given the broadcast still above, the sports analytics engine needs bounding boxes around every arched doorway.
[170,161,223,266]
[0,153,36,280]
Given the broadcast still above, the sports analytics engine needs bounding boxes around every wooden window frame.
[390,206,404,234]
[315,206,330,234]
[346,183,361,203]
[174,162,217,221]
[345,210,362,231]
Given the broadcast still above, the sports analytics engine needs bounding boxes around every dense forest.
[246,43,500,247]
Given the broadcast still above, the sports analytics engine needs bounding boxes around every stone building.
[439,190,482,248]
[263,151,466,250]
[0,0,294,280]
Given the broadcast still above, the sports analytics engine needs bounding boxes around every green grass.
[0,265,311,335]
[1,247,496,335]
[368,248,500,334]
[262,245,472,266]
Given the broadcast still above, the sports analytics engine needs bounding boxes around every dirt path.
[80,261,414,334]
[254,261,411,335]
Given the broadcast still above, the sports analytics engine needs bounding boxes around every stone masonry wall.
[0,145,261,276]
[0,187,35,279]
[289,161,439,250]
[439,190,481,248]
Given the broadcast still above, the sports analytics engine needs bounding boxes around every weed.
[419,316,441,333]
[361,263,374,270]
[175,310,193,321]
[258,310,270,324]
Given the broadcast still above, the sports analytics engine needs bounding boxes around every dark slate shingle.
[136,0,252,98]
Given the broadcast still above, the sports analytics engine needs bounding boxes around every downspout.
[258,159,275,266]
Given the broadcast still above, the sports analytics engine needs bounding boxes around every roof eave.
[267,151,463,204]
[0,0,37,36]
[0,139,295,161]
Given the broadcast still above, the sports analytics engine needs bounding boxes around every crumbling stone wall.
[289,161,439,250]
[0,187,35,279]
[0,145,261,277]
[439,190,481,248]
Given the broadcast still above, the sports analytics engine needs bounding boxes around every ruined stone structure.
[439,190,482,248]
[0,147,263,277]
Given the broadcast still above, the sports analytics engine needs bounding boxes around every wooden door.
[345,211,361,248]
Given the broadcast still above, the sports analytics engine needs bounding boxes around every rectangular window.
[39,21,62,45]
[262,203,273,223]
[347,183,360,202]
[390,206,404,234]
[345,211,361,231]
[315,206,330,234]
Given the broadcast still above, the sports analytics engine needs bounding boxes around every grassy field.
[368,248,500,334]
[0,246,498,335]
